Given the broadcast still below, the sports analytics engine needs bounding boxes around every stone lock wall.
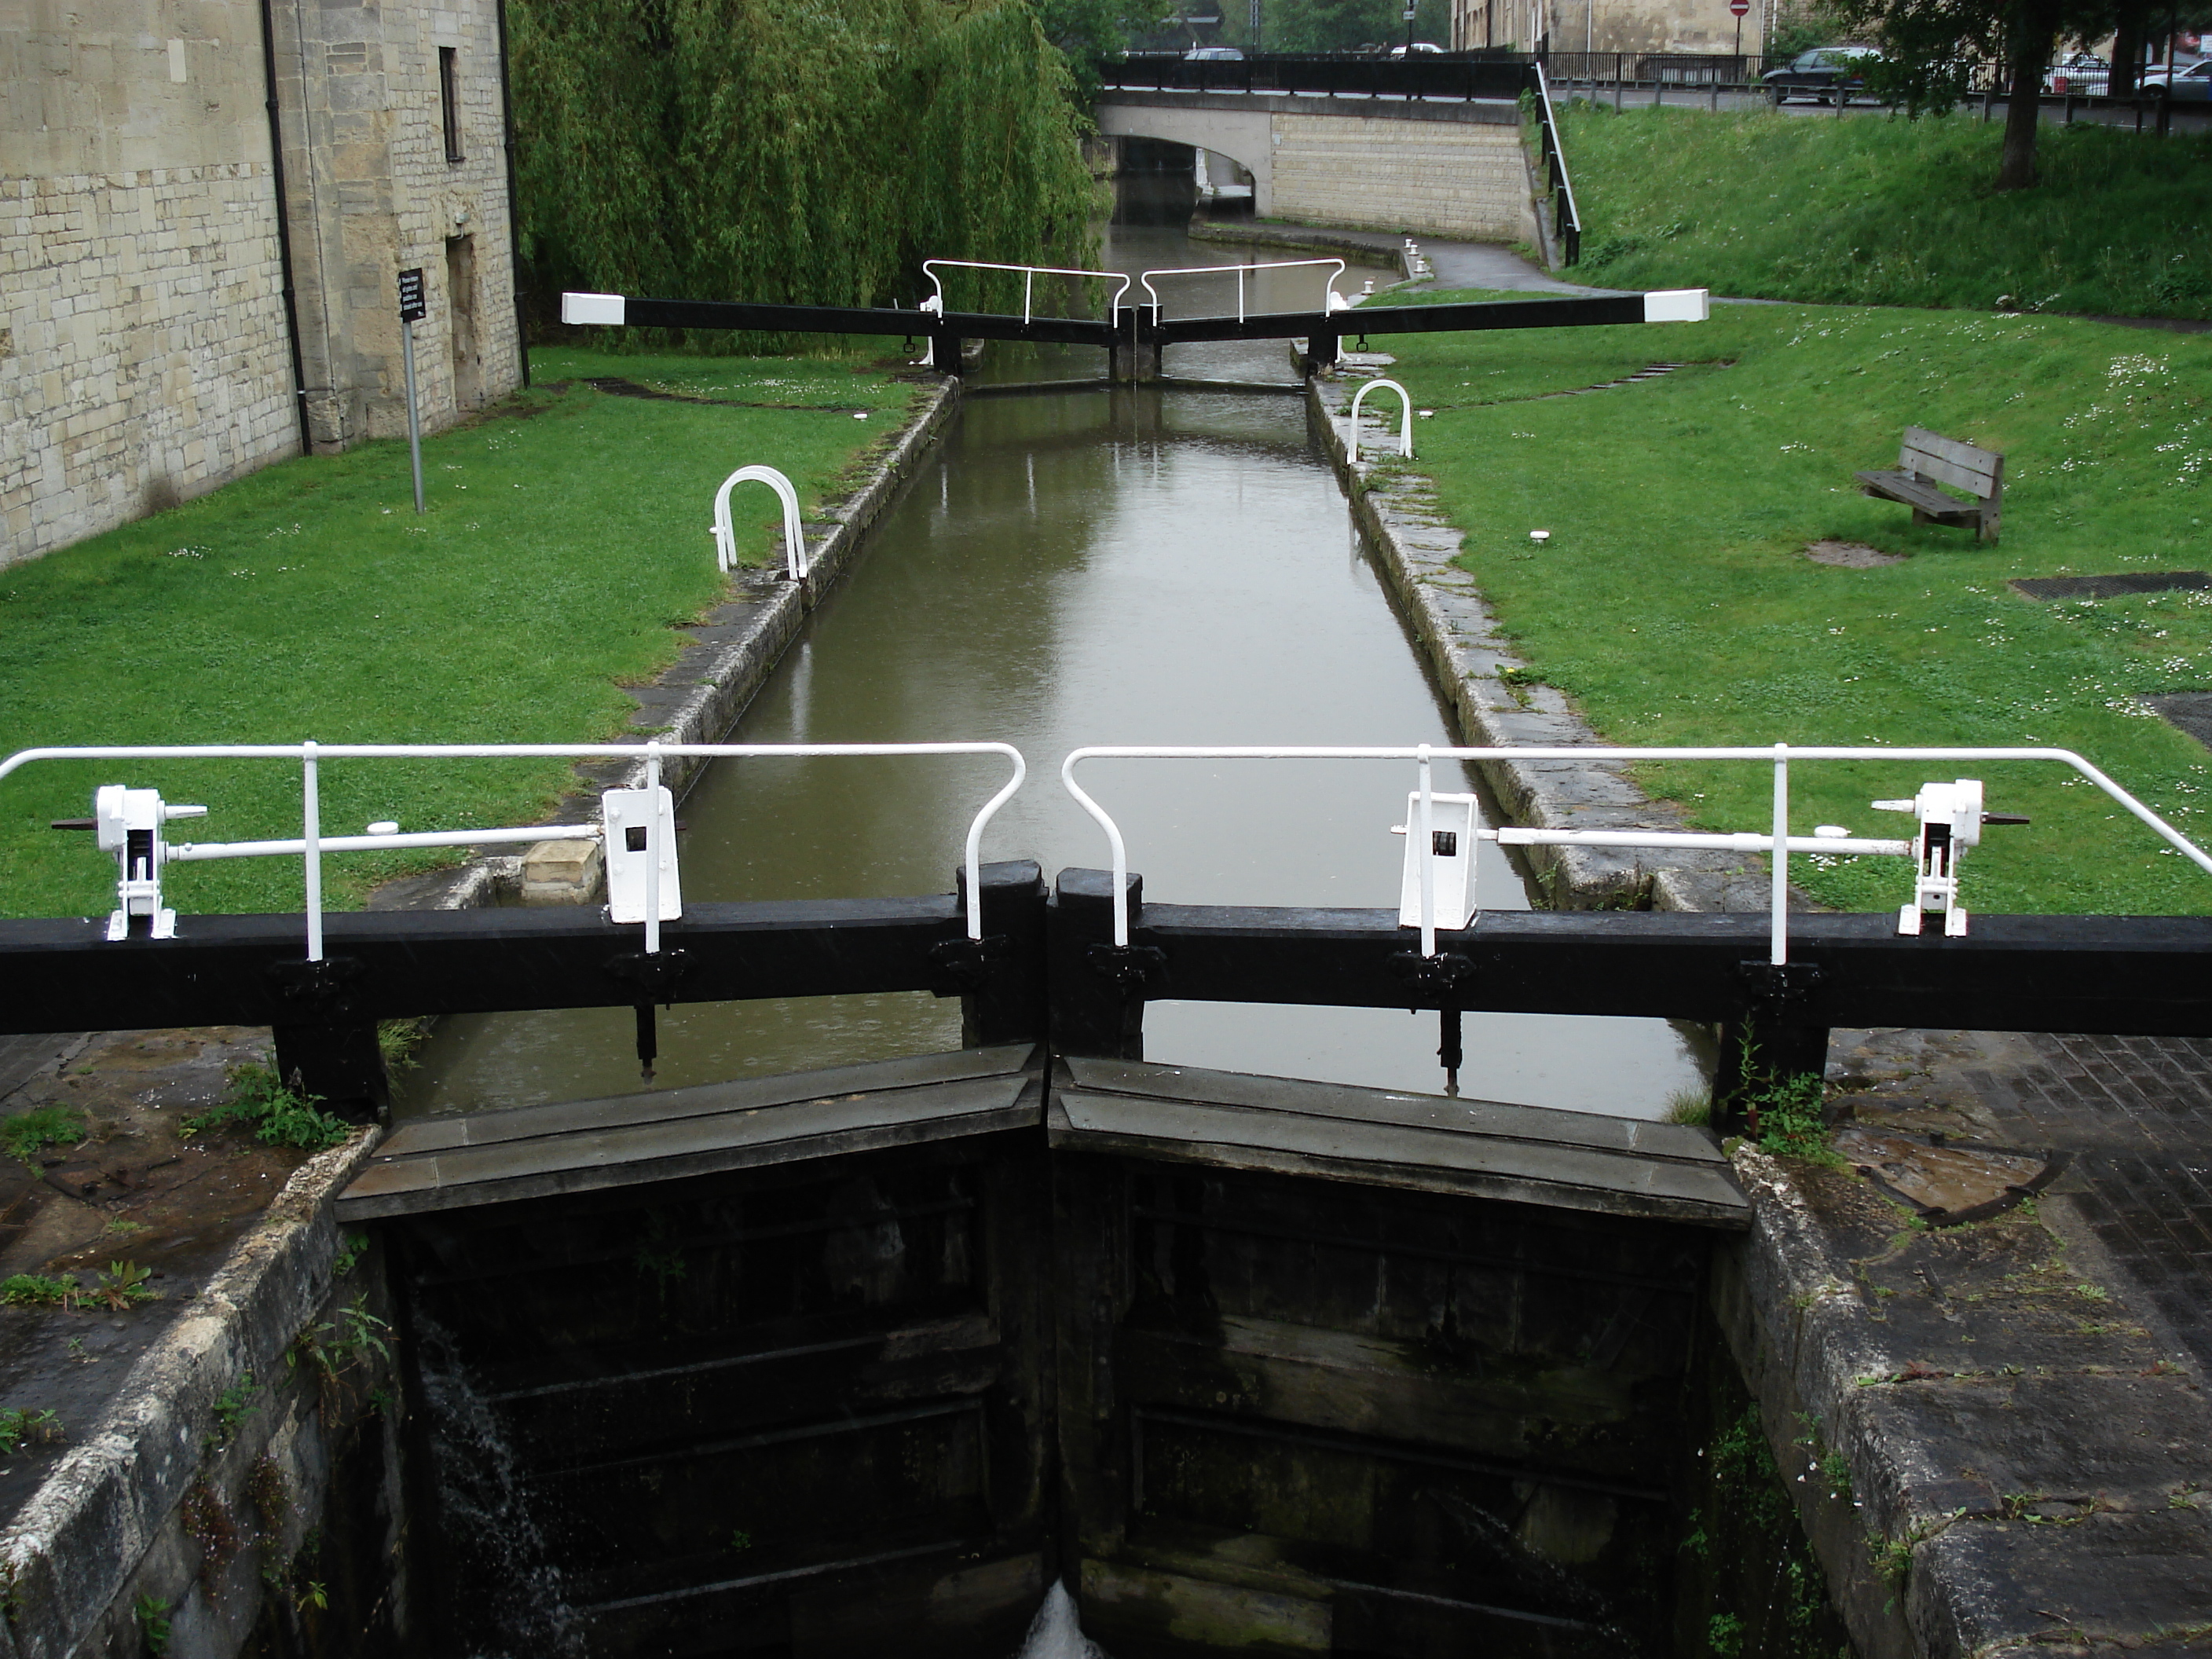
[1,0,522,569]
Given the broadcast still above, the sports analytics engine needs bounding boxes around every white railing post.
[643,739,663,957]
[302,739,323,962]
[1416,744,1437,958]
[1771,743,1789,966]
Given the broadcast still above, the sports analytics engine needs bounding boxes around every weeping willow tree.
[509,0,1101,337]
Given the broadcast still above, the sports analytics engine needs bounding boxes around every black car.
[1762,46,1882,104]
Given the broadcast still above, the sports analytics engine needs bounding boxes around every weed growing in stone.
[0,1408,60,1456]
[210,1372,259,1446]
[185,1065,350,1152]
[0,1274,77,1307]
[93,1262,156,1311]
[134,1595,172,1656]
[0,1106,82,1163]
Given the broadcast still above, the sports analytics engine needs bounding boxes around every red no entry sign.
[1729,0,1749,16]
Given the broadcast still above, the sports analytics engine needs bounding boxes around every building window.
[439,47,464,163]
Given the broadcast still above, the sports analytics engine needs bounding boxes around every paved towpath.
[1833,1025,2212,1372]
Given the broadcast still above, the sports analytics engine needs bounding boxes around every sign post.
[397,268,427,515]
[1730,0,1749,67]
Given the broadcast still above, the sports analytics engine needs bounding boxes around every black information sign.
[397,267,427,323]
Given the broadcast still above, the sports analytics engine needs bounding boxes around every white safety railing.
[711,465,807,582]
[1346,377,1414,464]
[1060,743,2212,965]
[920,260,1132,325]
[6,741,1027,960]
[1137,258,1351,322]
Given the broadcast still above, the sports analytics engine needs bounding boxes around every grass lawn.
[1557,104,2212,322]
[0,348,923,920]
[1361,287,2212,914]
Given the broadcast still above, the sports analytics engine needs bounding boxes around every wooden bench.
[1855,427,2004,543]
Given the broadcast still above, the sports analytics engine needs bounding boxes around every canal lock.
[312,214,1844,1659]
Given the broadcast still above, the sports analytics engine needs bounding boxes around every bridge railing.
[1100,53,1535,101]
[7,740,1027,960]
[1137,258,1348,321]
[921,259,1130,325]
[1060,742,2212,966]
[1530,63,1583,266]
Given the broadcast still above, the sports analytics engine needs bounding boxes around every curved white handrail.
[921,259,1132,325]
[1059,743,2212,961]
[4,741,1027,956]
[1137,258,1348,321]
[712,464,806,582]
[1346,378,1414,465]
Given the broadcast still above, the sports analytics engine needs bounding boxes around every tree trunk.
[1996,22,2053,191]
[2111,9,2144,96]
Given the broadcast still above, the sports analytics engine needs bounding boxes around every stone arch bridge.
[1095,89,1545,246]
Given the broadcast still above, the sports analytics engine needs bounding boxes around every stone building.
[1,0,523,567]
[1449,0,1769,54]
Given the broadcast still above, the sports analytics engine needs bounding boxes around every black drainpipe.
[258,0,315,454]
[494,0,529,388]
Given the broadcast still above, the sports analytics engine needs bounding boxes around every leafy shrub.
[183,1065,350,1152]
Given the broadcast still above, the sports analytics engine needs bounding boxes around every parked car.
[2043,51,2109,93]
[1388,42,1446,54]
[1184,45,1245,60]
[2144,57,2212,98]
[1762,46,1883,104]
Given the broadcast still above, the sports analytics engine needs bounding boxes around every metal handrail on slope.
[5,741,1027,960]
[1137,258,1350,322]
[1060,742,2212,965]
[1532,64,1584,266]
[921,260,1132,326]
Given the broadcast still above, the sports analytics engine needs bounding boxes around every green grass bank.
[1558,104,2212,322]
[0,350,924,921]
[1361,287,2212,914]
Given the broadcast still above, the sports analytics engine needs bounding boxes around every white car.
[2144,58,2212,99]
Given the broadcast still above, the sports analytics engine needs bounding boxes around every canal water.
[396,222,1708,1119]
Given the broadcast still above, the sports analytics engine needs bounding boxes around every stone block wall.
[271,0,522,452]
[1270,115,1536,244]
[0,0,523,568]
[0,2,301,566]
